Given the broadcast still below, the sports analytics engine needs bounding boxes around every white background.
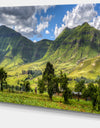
[0,0,100,128]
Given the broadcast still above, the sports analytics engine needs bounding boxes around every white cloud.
[45,30,50,34]
[63,4,97,28]
[36,6,51,13]
[37,15,53,34]
[54,24,65,38]
[0,6,52,38]
[37,22,49,33]
[54,4,97,38]
[40,15,53,22]
[89,16,100,30]
[33,40,37,43]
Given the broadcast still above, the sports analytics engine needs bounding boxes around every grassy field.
[1,57,76,87]
[3,54,100,87]
[0,91,100,114]
[69,55,100,79]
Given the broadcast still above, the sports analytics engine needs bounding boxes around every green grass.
[69,55,100,79]
[0,91,100,114]
[4,54,100,87]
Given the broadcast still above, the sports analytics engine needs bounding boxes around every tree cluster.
[0,67,31,93]
[75,80,100,110]
[38,62,72,103]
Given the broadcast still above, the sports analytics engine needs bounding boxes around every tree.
[38,62,59,100]
[43,62,54,80]
[87,83,97,98]
[48,79,54,100]
[89,80,100,110]
[0,68,7,91]
[42,62,55,100]
[59,71,72,103]
[63,87,72,103]
[75,80,85,101]
[59,71,69,90]
[4,81,8,89]
[18,79,31,92]
[82,87,89,101]
[47,76,59,100]
[92,92,97,109]
[53,76,59,94]
[11,85,15,93]
[24,80,31,92]
[96,88,100,111]
[19,80,23,91]
[83,83,97,109]
[15,86,20,91]
[38,79,45,94]
[96,79,100,110]
[96,78,100,87]
[8,85,11,92]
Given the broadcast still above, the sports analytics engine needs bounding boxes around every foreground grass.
[0,91,100,114]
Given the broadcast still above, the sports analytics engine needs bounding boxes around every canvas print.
[1,3,100,114]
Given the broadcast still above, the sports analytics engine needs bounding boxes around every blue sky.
[30,5,76,42]
[0,4,100,42]
[30,4,100,42]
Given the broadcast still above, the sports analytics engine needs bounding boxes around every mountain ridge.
[0,22,100,75]
[41,22,100,64]
[0,25,53,68]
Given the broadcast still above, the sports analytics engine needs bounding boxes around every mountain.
[33,39,53,61]
[1,22,100,86]
[1,23,100,79]
[42,22,100,65]
[0,25,53,68]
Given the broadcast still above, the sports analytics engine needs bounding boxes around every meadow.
[0,91,99,114]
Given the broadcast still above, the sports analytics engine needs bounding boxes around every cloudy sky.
[0,4,100,42]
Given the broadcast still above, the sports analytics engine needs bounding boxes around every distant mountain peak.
[39,39,53,42]
[65,27,70,30]
[0,25,13,30]
[0,25,22,37]
[82,22,90,26]
[0,25,7,28]
[80,22,95,30]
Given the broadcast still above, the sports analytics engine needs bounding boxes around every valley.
[0,22,100,88]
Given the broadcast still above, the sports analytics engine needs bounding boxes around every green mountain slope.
[43,22,100,65]
[1,22,100,84]
[0,25,52,68]
[69,55,100,79]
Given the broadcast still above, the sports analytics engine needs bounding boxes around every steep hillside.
[0,25,34,63]
[42,23,100,65]
[0,25,52,68]
[33,39,53,61]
